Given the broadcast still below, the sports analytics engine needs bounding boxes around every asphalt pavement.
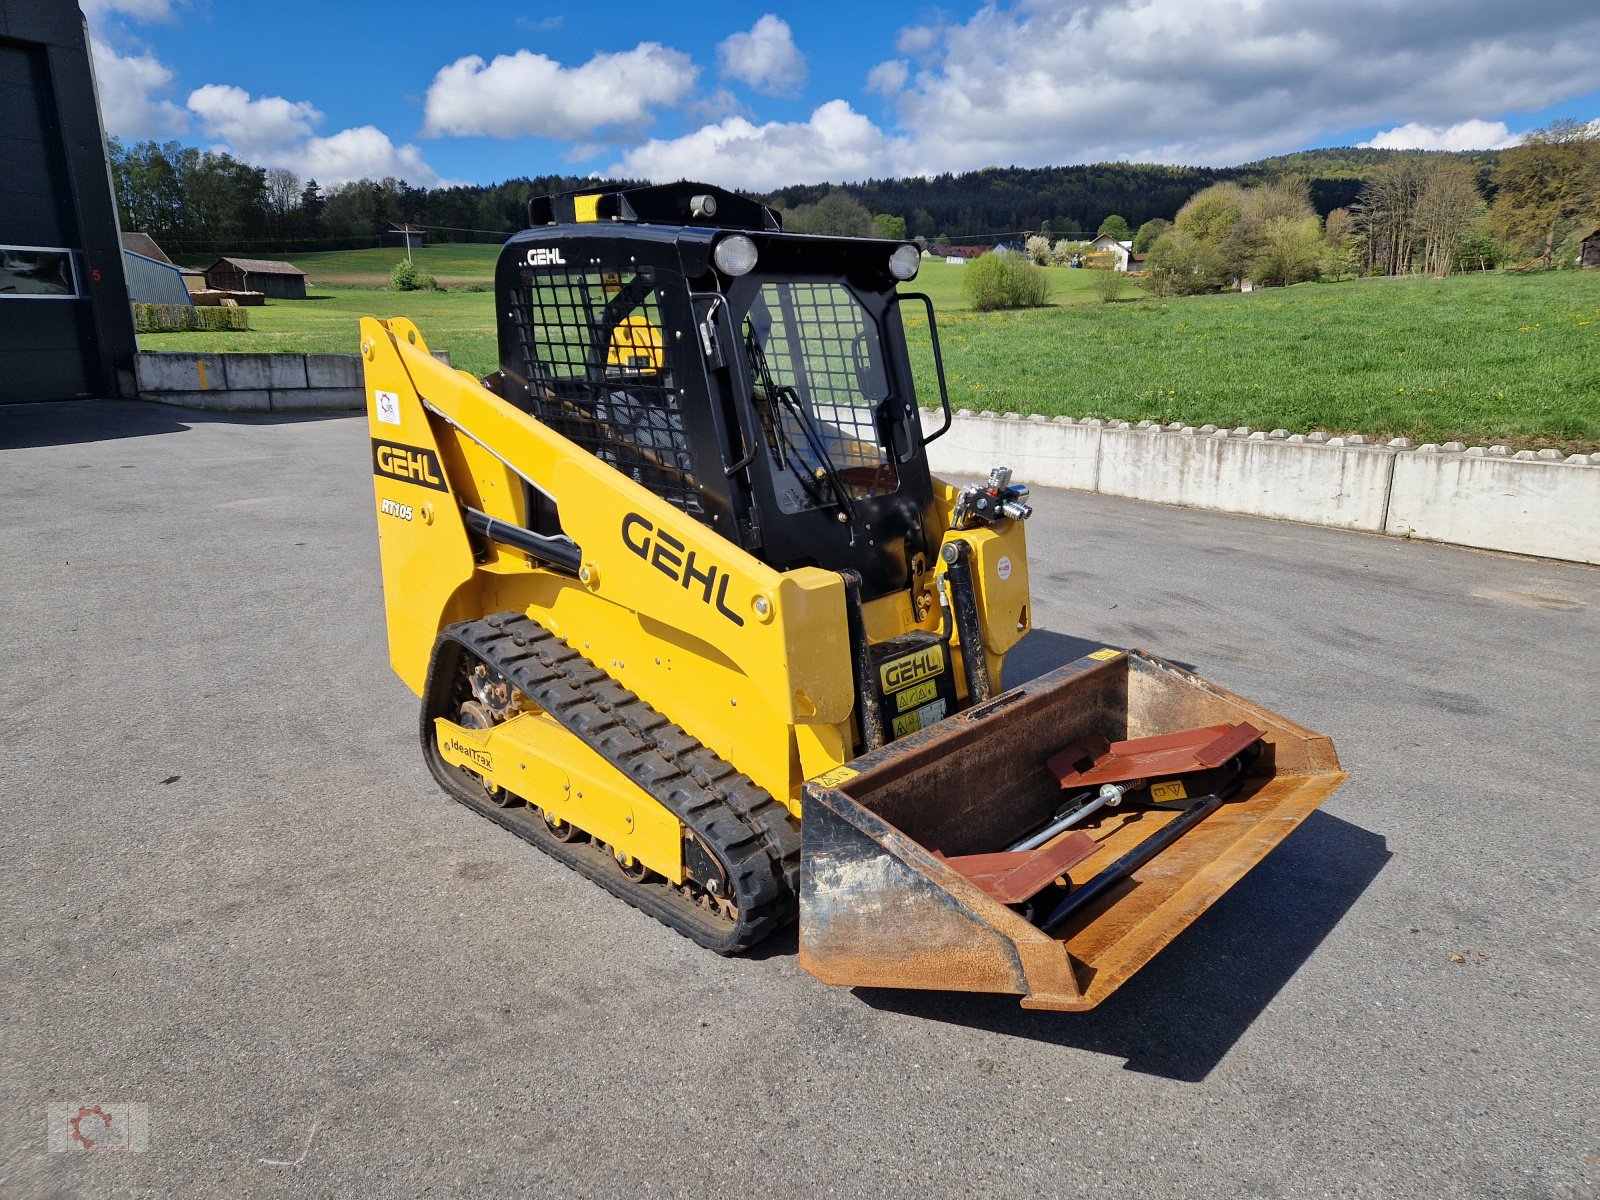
[3,401,1596,1199]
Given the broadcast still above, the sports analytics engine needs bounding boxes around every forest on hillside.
[108,138,1520,257]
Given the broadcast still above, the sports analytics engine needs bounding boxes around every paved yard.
[3,401,1596,1198]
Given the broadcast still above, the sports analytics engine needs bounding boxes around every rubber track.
[423,611,800,953]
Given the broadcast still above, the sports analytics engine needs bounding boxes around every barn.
[121,232,203,302]
[122,251,192,306]
[204,257,308,299]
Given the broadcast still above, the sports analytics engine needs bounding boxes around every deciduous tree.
[1489,118,1600,264]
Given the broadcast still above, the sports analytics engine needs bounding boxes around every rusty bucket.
[798,649,1347,1011]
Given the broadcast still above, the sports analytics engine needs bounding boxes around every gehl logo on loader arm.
[372,439,449,492]
[622,513,744,626]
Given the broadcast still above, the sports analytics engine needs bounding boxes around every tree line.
[1132,119,1598,295]
[106,125,1596,274]
[107,138,618,255]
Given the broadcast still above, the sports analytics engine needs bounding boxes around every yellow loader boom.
[362,182,1344,1006]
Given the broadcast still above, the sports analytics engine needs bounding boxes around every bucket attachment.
[798,649,1346,1011]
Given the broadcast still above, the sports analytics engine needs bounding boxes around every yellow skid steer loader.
[361,183,1345,1010]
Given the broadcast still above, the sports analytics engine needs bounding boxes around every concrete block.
[921,410,1101,491]
[135,351,227,394]
[1536,449,1563,461]
[270,387,363,413]
[1269,428,1290,439]
[1388,438,1415,449]
[149,388,269,413]
[1097,428,1394,531]
[222,354,307,390]
[305,354,363,388]
[1387,453,1600,564]
[1441,442,1466,452]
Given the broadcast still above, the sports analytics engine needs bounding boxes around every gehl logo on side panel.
[371,438,449,492]
[622,513,744,627]
[524,247,567,267]
[879,646,945,694]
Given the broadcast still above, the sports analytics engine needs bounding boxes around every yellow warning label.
[1150,779,1188,803]
[810,765,860,789]
[1087,647,1121,662]
[895,678,940,713]
[574,193,601,222]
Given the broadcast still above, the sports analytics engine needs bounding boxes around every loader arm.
[362,316,858,808]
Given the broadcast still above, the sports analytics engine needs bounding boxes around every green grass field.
[141,258,1600,451]
[173,242,505,288]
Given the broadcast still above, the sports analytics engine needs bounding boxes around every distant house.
[1582,229,1600,270]
[204,257,308,299]
[381,223,426,251]
[1088,233,1134,271]
[122,232,206,295]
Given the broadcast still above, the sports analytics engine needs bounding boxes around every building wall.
[0,1,137,402]
[245,272,306,300]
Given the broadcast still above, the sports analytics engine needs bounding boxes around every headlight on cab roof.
[889,244,920,281]
[714,234,758,277]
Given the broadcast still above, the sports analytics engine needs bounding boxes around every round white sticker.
[997,555,1012,581]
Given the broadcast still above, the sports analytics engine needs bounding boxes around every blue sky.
[84,0,1600,191]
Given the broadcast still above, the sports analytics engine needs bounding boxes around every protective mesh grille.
[506,267,702,517]
[745,282,896,513]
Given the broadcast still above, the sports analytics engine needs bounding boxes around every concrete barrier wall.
[135,350,447,415]
[924,410,1600,565]
[133,353,1598,565]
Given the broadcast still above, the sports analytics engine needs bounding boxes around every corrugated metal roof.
[209,257,307,275]
[123,250,193,305]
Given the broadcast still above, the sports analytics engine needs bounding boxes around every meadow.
[142,257,1600,452]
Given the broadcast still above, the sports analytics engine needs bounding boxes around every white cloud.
[876,0,1600,171]
[187,84,318,148]
[716,15,807,97]
[187,84,442,185]
[422,44,697,140]
[81,0,176,20]
[865,60,909,97]
[610,100,907,190]
[90,38,188,138]
[1359,119,1522,151]
[685,86,754,124]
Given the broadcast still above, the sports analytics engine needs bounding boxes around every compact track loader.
[362,182,1345,1010]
